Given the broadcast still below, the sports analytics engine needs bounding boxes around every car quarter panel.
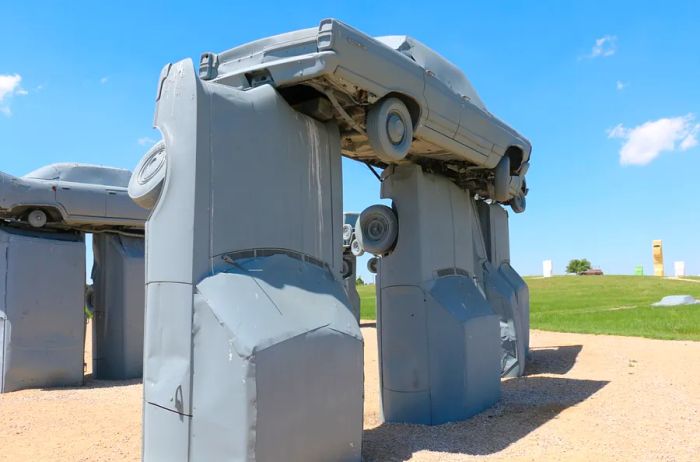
[0,175,56,213]
[456,103,528,169]
[106,188,149,221]
[319,19,426,114]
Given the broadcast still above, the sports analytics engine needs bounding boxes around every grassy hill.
[527,275,700,340]
[358,276,700,341]
[357,284,377,320]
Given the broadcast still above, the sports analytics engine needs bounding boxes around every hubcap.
[28,210,46,227]
[386,112,406,145]
[367,217,387,240]
[138,147,166,185]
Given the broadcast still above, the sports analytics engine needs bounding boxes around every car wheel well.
[505,146,524,174]
[384,92,420,130]
[12,206,62,223]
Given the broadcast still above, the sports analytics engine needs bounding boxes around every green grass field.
[358,276,700,341]
[358,284,377,320]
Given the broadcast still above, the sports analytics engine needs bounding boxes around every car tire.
[342,224,353,243]
[509,194,526,214]
[350,239,364,257]
[367,257,379,274]
[129,140,167,210]
[341,256,354,279]
[27,209,47,228]
[493,156,511,202]
[367,97,413,163]
[356,204,398,256]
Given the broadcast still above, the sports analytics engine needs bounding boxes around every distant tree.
[566,259,592,274]
[356,276,365,286]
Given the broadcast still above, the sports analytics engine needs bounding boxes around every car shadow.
[525,345,583,375]
[362,376,608,461]
[360,321,377,328]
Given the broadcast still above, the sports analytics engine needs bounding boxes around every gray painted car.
[198,18,531,211]
[0,163,147,230]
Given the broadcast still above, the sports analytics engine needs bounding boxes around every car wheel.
[27,209,48,228]
[509,194,526,214]
[129,140,167,210]
[356,204,398,256]
[367,97,413,163]
[367,257,379,274]
[342,223,353,243]
[341,256,353,279]
[493,156,511,202]
[350,239,364,257]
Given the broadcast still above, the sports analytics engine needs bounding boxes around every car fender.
[0,175,59,214]
[6,202,68,222]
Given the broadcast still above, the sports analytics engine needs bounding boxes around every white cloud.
[586,35,617,59]
[616,80,627,91]
[100,76,109,84]
[0,73,27,116]
[608,114,700,166]
[607,123,628,139]
[137,137,157,146]
[680,124,699,150]
[0,74,22,100]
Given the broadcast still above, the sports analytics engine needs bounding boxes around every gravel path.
[1,325,698,461]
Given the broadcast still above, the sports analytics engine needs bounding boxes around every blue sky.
[1,1,698,279]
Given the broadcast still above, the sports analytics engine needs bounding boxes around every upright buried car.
[0,163,147,231]
[198,18,531,211]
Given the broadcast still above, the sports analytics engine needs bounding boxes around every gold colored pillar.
[652,240,664,277]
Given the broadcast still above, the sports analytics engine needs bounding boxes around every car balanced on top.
[197,18,531,212]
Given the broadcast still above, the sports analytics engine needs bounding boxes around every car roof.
[375,35,486,111]
[24,163,132,187]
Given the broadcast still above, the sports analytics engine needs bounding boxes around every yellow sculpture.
[652,240,664,277]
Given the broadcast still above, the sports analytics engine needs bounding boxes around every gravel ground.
[1,324,698,461]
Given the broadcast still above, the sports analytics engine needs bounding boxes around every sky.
[1,1,698,279]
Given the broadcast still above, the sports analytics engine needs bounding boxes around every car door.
[455,100,498,161]
[55,181,107,218]
[423,71,461,138]
[106,188,147,220]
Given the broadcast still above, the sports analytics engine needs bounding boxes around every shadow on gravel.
[39,376,142,392]
[360,321,377,328]
[362,376,608,461]
[526,345,583,375]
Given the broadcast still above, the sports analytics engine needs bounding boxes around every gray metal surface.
[91,233,145,380]
[198,18,531,212]
[138,58,362,461]
[0,225,85,393]
[477,201,530,376]
[376,164,501,425]
[0,163,147,230]
[342,212,361,322]
[343,253,361,322]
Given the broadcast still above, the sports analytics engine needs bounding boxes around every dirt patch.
[1,327,698,461]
